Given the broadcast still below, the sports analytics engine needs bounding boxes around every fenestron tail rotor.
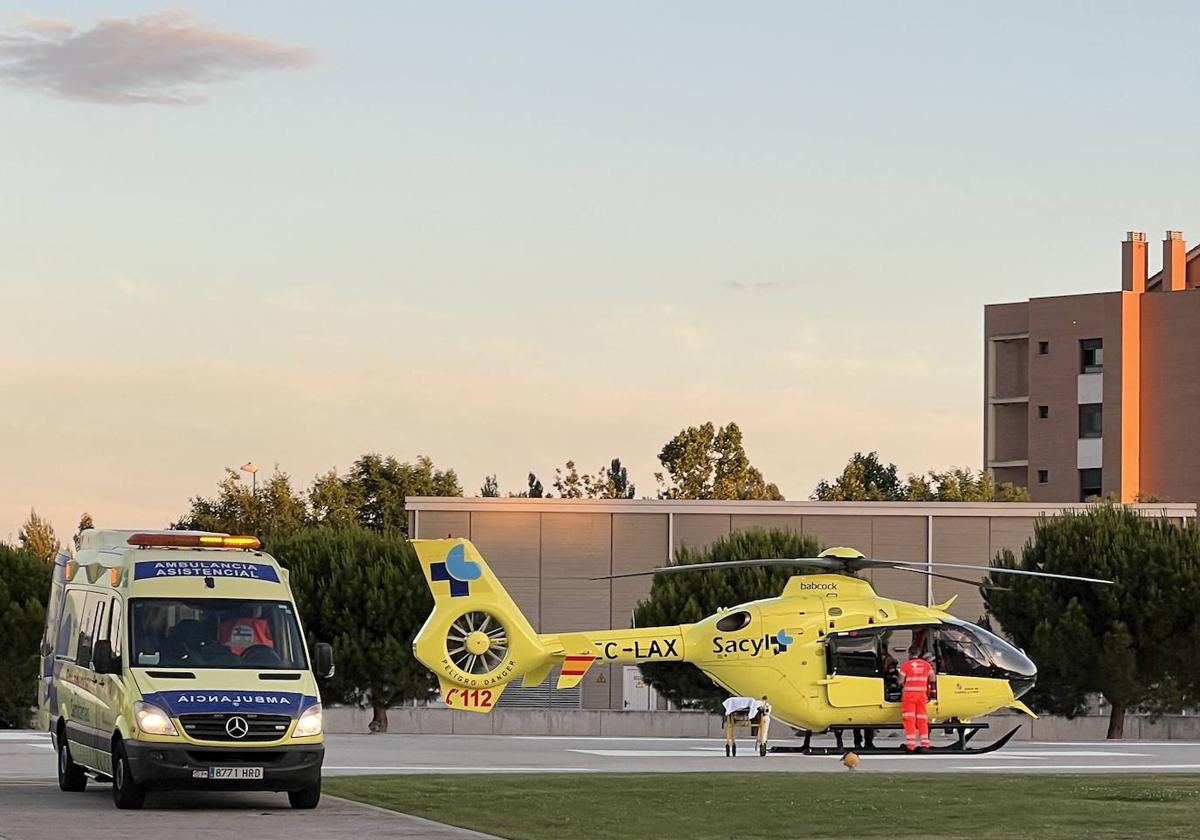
[446,611,510,675]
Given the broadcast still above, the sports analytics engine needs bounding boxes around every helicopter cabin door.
[823,630,884,708]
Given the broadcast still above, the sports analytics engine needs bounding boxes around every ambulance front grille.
[180,712,292,742]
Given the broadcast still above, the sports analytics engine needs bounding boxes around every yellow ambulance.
[37,529,333,810]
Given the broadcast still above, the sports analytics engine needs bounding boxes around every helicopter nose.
[1006,654,1037,699]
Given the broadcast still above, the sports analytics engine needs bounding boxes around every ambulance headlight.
[134,701,178,736]
[294,704,322,738]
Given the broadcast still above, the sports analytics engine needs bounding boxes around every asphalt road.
[5,729,1200,839]
[6,729,1200,781]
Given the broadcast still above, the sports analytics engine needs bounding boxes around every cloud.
[114,277,158,302]
[725,281,796,294]
[19,15,74,34]
[264,285,327,313]
[0,11,314,105]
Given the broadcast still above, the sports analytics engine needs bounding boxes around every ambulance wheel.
[289,779,322,810]
[57,733,88,792]
[112,742,146,810]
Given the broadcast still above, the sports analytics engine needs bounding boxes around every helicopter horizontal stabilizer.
[556,655,598,689]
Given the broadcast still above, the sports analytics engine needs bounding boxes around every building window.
[1080,468,1102,501]
[1038,405,1049,419]
[1079,404,1103,439]
[1080,338,1103,373]
[1037,470,1049,484]
[1038,341,1049,355]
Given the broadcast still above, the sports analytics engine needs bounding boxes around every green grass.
[325,772,1200,840]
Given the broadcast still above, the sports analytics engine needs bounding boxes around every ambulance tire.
[57,733,88,792]
[112,742,146,810]
[289,779,322,810]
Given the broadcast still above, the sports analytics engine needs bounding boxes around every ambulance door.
[822,631,884,708]
[89,595,124,776]
[54,590,86,757]
[71,592,107,770]
[37,554,68,730]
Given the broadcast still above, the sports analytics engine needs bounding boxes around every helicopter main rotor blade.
[591,555,1112,585]
[887,561,1113,586]
[887,565,1010,591]
[590,557,846,581]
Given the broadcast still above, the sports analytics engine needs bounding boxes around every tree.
[591,458,636,499]
[813,454,1030,502]
[910,468,1029,502]
[656,422,783,500]
[633,529,821,711]
[270,526,436,732]
[0,543,53,727]
[342,454,462,533]
[812,452,905,501]
[18,509,59,562]
[508,472,544,498]
[73,513,95,551]
[553,461,588,499]
[984,506,1200,738]
[308,468,359,527]
[480,475,500,497]
[174,467,307,540]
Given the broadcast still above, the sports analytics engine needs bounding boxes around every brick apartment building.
[985,230,1200,502]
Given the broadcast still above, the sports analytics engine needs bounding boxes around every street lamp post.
[241,462,260,494]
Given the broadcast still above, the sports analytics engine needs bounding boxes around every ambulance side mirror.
[92,640,120,675]
[314,643,335,680]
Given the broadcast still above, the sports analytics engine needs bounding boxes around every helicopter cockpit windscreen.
[935,619,1036,698]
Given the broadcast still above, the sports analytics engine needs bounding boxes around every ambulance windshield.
[130,598,308,670]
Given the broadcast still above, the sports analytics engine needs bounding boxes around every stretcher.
[721,697,771,757]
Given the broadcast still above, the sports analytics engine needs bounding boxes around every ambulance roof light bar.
[126,533,261,550]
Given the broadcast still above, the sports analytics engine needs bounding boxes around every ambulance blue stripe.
[142,690,317,716]
[133,560,280,582]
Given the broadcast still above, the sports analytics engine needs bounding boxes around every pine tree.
[0,543,53,726]
[985,505,1200,738]
[270,525,436,732]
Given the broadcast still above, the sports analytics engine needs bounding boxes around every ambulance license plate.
[209,767,264,780]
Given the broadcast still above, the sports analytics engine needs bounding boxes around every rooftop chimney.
[1163,230,1186,291]
[1122,231,1148,292]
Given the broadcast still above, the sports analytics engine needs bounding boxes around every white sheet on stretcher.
[722,697,761,718]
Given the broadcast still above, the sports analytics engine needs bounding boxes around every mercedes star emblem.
[225,716,250,739]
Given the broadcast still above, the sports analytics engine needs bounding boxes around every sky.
[5,2,1200,543]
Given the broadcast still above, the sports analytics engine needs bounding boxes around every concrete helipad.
[5,730,1200,782]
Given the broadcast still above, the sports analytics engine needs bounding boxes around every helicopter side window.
[827,632,881,678]
[716,611,752,633]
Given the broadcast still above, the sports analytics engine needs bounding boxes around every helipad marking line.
[956,763,1200,771]
[1026,741,1200,747]
[566,750,716,758]
[325,765,598,773]
[0,733,49,741]
[23,745,53,751]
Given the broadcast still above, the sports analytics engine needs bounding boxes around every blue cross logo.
[430,544,482,598]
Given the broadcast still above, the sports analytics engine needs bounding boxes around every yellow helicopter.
[410,539,1110,755]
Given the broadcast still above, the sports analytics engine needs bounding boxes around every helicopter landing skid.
[770,723,1022,756]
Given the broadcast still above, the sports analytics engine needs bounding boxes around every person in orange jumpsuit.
[897,645,934,750]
